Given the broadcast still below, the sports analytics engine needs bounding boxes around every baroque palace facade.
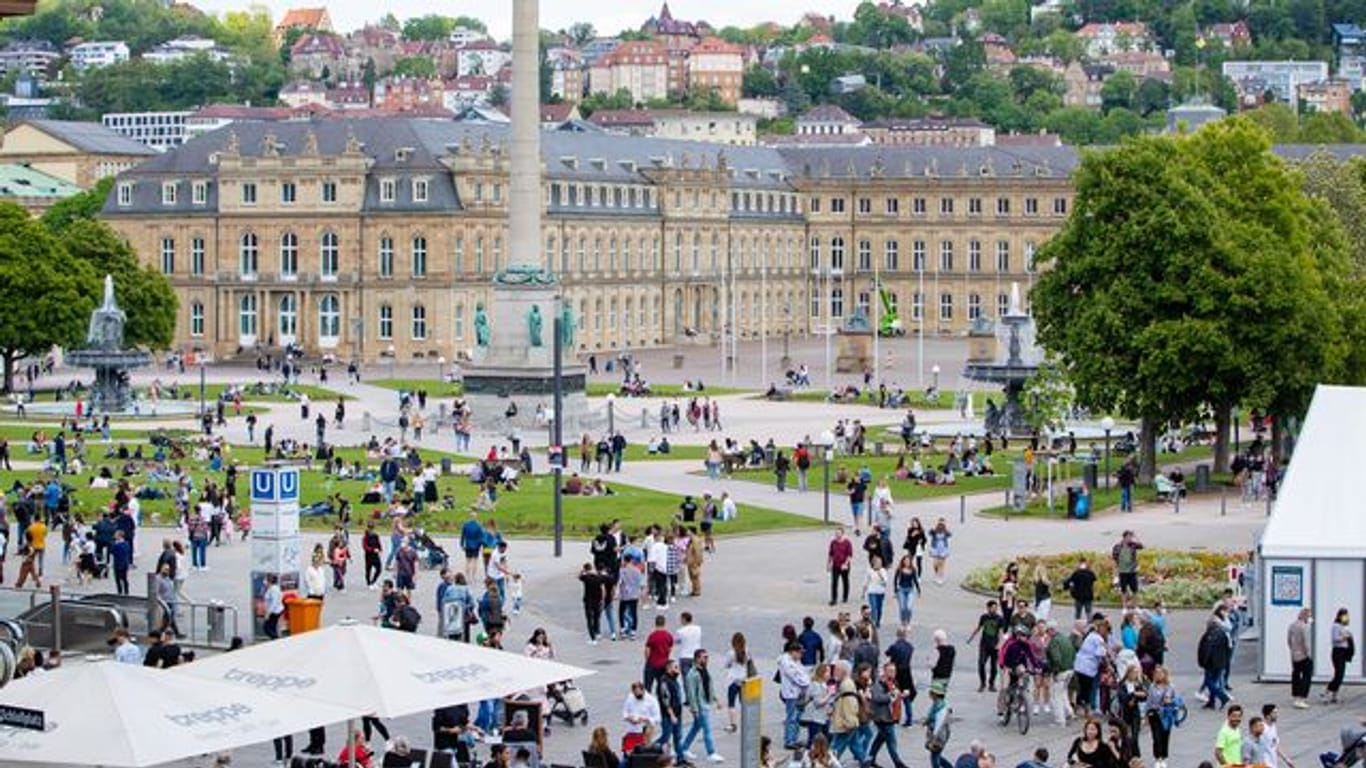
[100,118,1077,363]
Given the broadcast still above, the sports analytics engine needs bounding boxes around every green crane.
[873,275,904,337]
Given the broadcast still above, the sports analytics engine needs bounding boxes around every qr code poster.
[1270,565,1304,607]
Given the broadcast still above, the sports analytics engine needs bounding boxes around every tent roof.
[1260,385,1366,558]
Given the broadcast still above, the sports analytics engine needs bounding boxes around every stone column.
[509,0,540,270]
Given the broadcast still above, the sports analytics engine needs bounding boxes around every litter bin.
[874,442,884,456]
[207,600,227,644]
[1066,486,1080,517]
[1195,464,1211,492]
[441,456,453,475]
[1082,461,1098,490]
[284,597,323,635]
[672,354,685,369]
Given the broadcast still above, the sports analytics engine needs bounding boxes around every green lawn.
[717,450,1015,501]
[369,378,463,398]
[779,389,971,410]
[335,473,822,539]
[585,382,752,398]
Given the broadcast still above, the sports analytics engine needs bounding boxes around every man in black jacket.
[1063,559,1098,621]
[655,660,685,764]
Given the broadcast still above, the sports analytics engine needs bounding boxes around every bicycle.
[997,667,1032,735]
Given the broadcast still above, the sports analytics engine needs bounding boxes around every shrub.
[962,549,1243,608]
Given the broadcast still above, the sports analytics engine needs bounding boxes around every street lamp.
[931,364,941,395]
[437,355,447,383]
[820,429,835,524]
[386,344,396,380]
[1101,416,1116,490]
[606,392,616,434]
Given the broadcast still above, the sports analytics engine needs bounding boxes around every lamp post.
[198,359,206,418]
[606,392,616,434]
[1101,416,1116,490]
[386,344,396,380]
[820,428,835,524]
[931,364,941,395]
[437,355,446,383]
[553,302,565,558]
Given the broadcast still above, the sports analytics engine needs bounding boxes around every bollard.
[362,411,371,432]
[49,584,61,654]
[960,495,966,524]
[1174,492,1181,514]
[1266,493,1272,517]
[1221,487,1227,517]
[641,408,649,429]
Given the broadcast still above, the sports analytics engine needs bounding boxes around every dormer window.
[412,178,429,203]
[192,181,208,205]
[161,181,177,205]
[380,178,396,203]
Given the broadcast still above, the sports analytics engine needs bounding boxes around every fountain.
[63,275,152,413]
[963,282,1041,436]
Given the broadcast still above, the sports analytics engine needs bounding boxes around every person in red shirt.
[336,730,374,768]
[644,614,674,691]
[828,527,855,606]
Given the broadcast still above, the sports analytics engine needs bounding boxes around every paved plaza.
[2,343,1360,768]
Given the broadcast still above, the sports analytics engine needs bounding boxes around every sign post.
[249,466,302,641]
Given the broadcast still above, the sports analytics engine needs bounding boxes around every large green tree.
[0,203,97,392]
[57,220,177,351]
[1031,119,1352,477]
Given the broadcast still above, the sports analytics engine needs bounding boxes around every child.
[509,572,525,614]
[236,508,252,541]
[76,532,97,584]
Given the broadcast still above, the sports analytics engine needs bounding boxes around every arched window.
[239,233,258,277]
[320,231,339,277]
[279,232,298,277]
[238,294,257,338]
[318,295,340,341]
[278,294,297,340]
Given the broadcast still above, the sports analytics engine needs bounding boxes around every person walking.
[644,615,674,691]
[1197,617,1232,710]
[795,443,811,492]
[775,450,791,492]
[655,659,686,763]
[828,660,866,764]
[1063,559,1097,621]
[681,649,724,763]
[362,522,382,589]
[1074,619,1111,717]
[1324,607,1355,704]
[110,530,132,595]
[1046,620,1077,727]
[777,641,811,750]
[579,562,611,645]
[927,519,951,585]
[967,599,1004,692]
[827,528,854,606]
[847,476,868,535]
[1215,705,1244,768]
[1111,530,1143,597]
[863,556,889,628]
[924,681,952,768]
[868,661,910,768]
[1287,608,1314,709]
[722,632,754,733]
[893,554,918,626]
[1146,665,1178,768]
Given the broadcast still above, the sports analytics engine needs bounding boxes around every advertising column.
[249,466,302,641]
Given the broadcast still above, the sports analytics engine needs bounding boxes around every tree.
[41,178,113,233]
[1031,119,1351,478]
[489,84,510,107]
[1243,103,1300,142]
[1022,359,1074,434]
[452,16,488,33]
[0,203,96,392]
[380,13,401,31]
[402,14,457,42]
[392,56,438,79]
[1099,70,1137,113]
[567,22,597,47]
[743,64,779,98]
[1298,111,1362,143]
[1133,77,1171,116]
[56,220,177,350]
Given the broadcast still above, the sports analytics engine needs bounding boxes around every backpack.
[925,711,950,752]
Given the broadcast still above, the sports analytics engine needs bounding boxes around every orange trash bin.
[284,597,323,635]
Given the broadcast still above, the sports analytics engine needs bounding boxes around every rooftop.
[17,119,157,155]
[0,162,81,198]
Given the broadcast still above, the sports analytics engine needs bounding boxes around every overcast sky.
[192,0,862,41]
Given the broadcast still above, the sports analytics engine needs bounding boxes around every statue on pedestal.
[560,305,575,349]
[474,304,490,347]
[528,305,543,347]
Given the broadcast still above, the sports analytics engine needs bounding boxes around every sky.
[191,0,863,41]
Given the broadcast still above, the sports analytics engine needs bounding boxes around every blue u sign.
[279,468,299,502]
[251,470,275,502]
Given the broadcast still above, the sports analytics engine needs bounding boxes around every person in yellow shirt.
[1215,704,1244,767]
[26,519,47,577]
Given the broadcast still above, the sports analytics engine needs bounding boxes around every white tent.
[0,660,363,767]
[176,622,593,719]
[1258,385,1366,683]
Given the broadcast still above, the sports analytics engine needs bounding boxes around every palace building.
[99,117,1077,363]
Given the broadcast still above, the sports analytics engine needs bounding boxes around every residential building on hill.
[275,7,332,45]
[0,40,58,78]
[1075,21,1152,57]
[686,37,744,105]
[456,40,510,78]
[1222,60,1328,109]
[102,110,193,150]
[99,117,1080,361]
[69,40,129,70]
[0,119,155,187]
[589,110,757,145]
[589,40,670,104]
[1297,79,1352,114]
[1334,23,1366,91]
[143,36,231,64]
[290,33,347,79]
[797,105,863,136]
[642,2,709,51]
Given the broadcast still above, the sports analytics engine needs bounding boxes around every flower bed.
[962,549,1245,609]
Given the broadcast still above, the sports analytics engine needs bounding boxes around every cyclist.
[997,625,1043,717]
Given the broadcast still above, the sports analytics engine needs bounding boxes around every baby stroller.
[413,528,449,570]
[1321,725,1366,768]
[548,680,589,726]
